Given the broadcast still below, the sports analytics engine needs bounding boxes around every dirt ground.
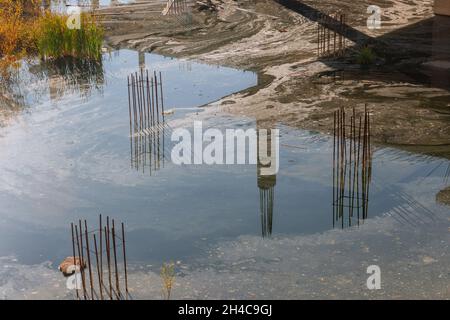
[98,0,450,160]
[0,1,447,160]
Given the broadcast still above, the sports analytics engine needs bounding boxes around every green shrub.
[356,46,376,66]
[35,12,103,61]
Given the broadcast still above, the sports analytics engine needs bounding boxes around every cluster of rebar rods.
[163,0,194,27]
[163,0,190,15]
[70,215,129,300]
[317,12,348,58]
[128,69,165,134]
[128,69,170,173]
[332,105,372,228]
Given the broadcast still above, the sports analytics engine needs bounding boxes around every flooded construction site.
[0,0,449,300]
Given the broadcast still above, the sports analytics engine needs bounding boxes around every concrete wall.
[434,0,450,16]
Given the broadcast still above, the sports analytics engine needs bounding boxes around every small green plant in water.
[356,46,377,66]
[35,12,103,61]
[161,262,176,300]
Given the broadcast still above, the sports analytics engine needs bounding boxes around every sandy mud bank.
[97,0,450,159]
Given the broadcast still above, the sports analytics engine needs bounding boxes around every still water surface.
[0,49,449,299]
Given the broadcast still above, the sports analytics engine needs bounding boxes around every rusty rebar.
[93,233,104,300]
[71,223,79,299]
[84,220,94,299]
[111,220,120,298]
[75,225,87,299]
[160,71,165,122]
[154,71,160,124]
[99,215,103,293]
[121,222,128,298]
[105,219,112,299]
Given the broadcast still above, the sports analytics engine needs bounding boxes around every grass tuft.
[161,262,176,300]
[0,0,103,77]
[35,12,103,61]
[356,46,377,66]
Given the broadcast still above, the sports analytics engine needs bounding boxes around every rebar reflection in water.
[332,105,372,228]
[127,69,171,174]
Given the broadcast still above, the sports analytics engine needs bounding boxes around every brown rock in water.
[436,187,450,206]
[58,257,85,277]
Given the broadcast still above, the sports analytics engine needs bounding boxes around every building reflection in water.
[257,121,277,238]
[332,106,372,228]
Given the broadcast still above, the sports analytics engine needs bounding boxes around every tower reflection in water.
[332,106,372,228]
[257,122,277,238]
